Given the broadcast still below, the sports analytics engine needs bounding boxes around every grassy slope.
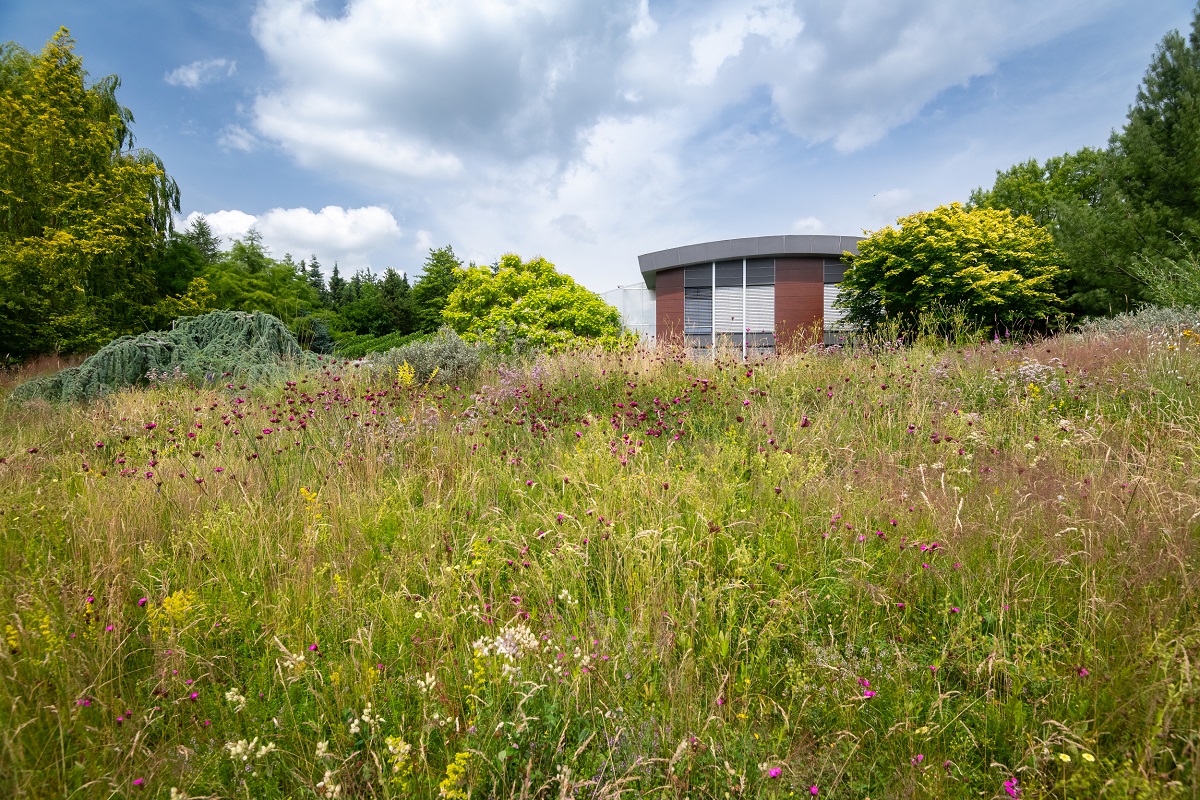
[0,327,1198,799]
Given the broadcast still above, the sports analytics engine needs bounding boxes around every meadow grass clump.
[0,320,1197,798]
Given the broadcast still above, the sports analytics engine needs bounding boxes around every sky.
[2,0,1194,292]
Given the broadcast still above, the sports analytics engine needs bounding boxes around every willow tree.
[0,29,183,358]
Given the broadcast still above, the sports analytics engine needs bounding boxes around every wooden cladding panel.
[775,257,824,345]
[655,266,685,345]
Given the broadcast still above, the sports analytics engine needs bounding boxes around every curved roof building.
[633,234,863,355]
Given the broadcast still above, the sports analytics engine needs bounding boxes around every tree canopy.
[839,203,1064,334]
[442,253,621,352]
[0,29,188,358]
[971,5,1200,315]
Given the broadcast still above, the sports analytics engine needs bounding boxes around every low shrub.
[371,327,481,385]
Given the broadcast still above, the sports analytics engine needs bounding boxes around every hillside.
[1,313,1198,798]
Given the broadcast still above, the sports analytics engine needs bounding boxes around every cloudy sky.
[3,1,1193,290]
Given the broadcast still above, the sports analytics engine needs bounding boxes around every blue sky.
[2,1,1193,291]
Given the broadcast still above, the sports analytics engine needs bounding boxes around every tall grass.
[0,319,1198,799]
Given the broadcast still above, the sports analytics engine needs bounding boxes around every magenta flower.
[768,767,782,778]
[863,690,876,698]
[1078,667,1090,677]
[1004,777,1021,797]
[133,778,144,788]
[810,786,819,796]
[137,597,148,607]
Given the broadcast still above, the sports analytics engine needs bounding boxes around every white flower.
[224,687,247,713]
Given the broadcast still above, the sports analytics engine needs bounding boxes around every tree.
[411,245,464,333]
[442,253,621,351]
[969,148,1105,230]
[327,263,346,307]
[969,148,1137,316]
[201,233,320,324]
[970,7,1200,316]
[839,203,1065,334]
[0,29,185,357]
[305,255,327,301]
[182,215,222,265]
[379,267,414,334]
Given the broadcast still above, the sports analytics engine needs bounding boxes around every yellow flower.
[1057,753,1071,763]
[1081,752,1095,763]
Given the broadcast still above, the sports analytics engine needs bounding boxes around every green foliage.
[971,6,1200,318]
[1,326,1198,796]
[0,29,186,358]
[443,253,621,352]
[969,148,1105,230]
[410,245,464,333]
[182,216,222,265]
[9,310,306,402]
[371,327,480,385]
[200,230,321,326]
[840,203,1065,334]
[334,330,429,359]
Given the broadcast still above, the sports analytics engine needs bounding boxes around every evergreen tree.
[327,263,346,307]
[305,255,327,301]
[183,215,222,265]
[1105,8,1200,293]
[380,267,414,334]
[411,245,464,333]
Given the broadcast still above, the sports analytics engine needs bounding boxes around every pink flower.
[863,690,876,698]
[810,786,819,796]
[133,778,144,788]
[1078,667,1090,677]
[768,767,782,778]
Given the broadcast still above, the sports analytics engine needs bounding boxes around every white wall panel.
[714,286,743,333]
[745,285,774,333]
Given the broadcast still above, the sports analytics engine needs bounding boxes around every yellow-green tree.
[839,203,1065,334]
[0,29,186,358]
[442,253,620,352]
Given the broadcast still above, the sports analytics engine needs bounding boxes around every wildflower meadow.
[1,313,1199,798]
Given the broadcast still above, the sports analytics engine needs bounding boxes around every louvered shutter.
[824,284,847,328]
[745,285,774,333]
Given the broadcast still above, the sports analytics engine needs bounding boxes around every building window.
[680,259,777,358]
[823,258,851,344]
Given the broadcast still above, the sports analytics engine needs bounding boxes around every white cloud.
[165,58,237,89]
[236,0,1125,289]
[193,209,258,245]
[791,216,826,234]
[688,0,803,85]
[184,206,402,272]
[218,125,259,152]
